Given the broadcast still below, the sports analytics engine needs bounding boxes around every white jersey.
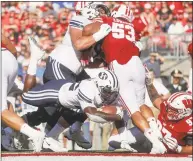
[58,79,104,111]
[50,15,92,75]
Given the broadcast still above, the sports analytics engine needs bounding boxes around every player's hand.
[144,65,153,85]
[145,72,153,85]
[99,24,112,36]
[164,137,182,153]
[116,106,124,119]
[120,141,138,152]
[93,24,111,42]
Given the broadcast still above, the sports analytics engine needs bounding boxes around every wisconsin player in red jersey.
[83,4,166,154]
[146,73,192,154]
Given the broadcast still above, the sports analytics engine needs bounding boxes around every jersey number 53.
[112,22,135,42]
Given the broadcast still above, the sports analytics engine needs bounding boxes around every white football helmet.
[166,92,192,121]
[75,2,110,19]
[74,2,91,15]
[94,70,119,105]
[111,4,134,22]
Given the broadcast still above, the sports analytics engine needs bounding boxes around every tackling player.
[145,73,192,154]
[82,4,166,153]
[108,70,192,154]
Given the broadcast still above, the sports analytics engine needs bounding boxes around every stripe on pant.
[52,59,60,79]
[23,91,58,98]
[22,94,58,101]
[52,60,66,80]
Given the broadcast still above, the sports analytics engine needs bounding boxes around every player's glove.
[116,106,124,119]
[120,141,138,152]
[93,24,111,42]
[164,137,182,153]
[134,41,144,51]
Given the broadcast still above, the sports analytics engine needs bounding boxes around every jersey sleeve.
[69,15,91,30]
[78,80,96,110]
[183,116,193,135]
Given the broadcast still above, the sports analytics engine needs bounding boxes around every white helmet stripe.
[168,92,186,102]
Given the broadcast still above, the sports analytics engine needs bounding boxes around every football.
[98,105,117,114]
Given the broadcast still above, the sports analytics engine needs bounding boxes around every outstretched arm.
[2,34,17,58]
[84,106,122,123]
[146,83,163,110]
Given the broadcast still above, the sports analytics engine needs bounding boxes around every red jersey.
[1,42,7,49]
[132,16,148,40]
[157,101,192,152]
[100,16,140,65]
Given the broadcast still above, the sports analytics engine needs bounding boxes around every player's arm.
[84,106,122,123]
[78,87,122,123]
[179,145,192,154]
[2,34,17,58]
[70,20,108,51]
[82,21,102,36]
[146,83,163,110]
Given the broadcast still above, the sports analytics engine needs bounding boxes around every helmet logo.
[98,72,108,80]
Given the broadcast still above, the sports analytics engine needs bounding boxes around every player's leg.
[118,81,150,135]
[129,56,159,132]
[63,110,92,149]
[108,126,152,153]
[22,79,67,107]
[23,37,45,93]
[130,56,166,153]
[1,51,45,152]
[140,104,163,140]
[43,56,77,83]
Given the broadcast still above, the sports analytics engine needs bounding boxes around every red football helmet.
[166,92,192,121]
[111,4,134,22]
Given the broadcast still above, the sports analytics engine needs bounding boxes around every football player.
[23,2,111,149]
[145,73,192,154]
[21,37,123,151]
[108,72,192,154]
[82,4,166,153]
[1,34,46,152]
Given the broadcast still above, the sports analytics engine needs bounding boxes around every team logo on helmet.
[98,72,108,80]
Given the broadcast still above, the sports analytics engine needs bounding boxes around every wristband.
[176,145,182,153]
[93,32,103,42]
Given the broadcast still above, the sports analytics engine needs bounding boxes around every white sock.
[144,128,159,144]
[27,59,38,75]
[70,121,82,133]
[20,123,41,138]
[118,127,127,142]
[46,123,65,138]
[118,127,136,144]
[147,117,159,131]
